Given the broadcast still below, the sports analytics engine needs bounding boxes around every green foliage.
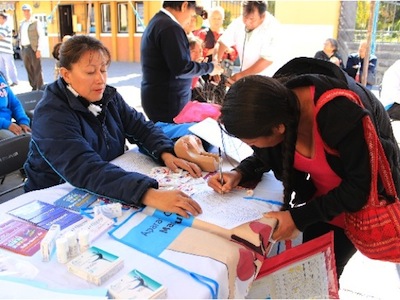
[223,11,231,29]
[356,1,400,31]
[356,0,371,29]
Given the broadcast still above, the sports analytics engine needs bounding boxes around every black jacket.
[140,11,214,122]
[235,58,400,231]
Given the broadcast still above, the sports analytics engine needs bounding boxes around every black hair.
[59,35,111,70]
[242,1,268,16]
[163,1,196,10]
[221,75,300,207]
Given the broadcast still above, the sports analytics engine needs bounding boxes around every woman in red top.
[207,58,400,278]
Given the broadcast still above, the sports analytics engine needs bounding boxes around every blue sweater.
[0,75,30,129]
[140,11,214,123]
[24,78,176,207]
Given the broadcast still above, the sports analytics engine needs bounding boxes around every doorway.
[58,5,73,40]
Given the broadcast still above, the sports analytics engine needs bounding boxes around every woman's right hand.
[141,188,202,219]
[207,170,242,194]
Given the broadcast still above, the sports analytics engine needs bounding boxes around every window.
[135,2,145,33]
[101,3,111,33]
[118,3,128,33]
[88,3,95,33]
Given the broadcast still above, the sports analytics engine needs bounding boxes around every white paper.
[189,117,253,163]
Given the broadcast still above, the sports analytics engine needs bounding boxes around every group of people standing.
[140,0,281,123]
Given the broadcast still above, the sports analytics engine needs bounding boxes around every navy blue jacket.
[345,52,377,85]
[24,78,175,206]
[140,11,214,123]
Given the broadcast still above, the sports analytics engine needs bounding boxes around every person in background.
[188,36,211,103]
[140,1,223,123]
[329,56,341,67]
[12,29,20,59]
[314,38,344,69]
[184,14,199,38]
[207,59,400,278]
[0,71,30,140]
[0,12,19,86]
[194,6,237,64]
[189,36,204,89]
[19,4,44,90]
[24,35,203,218]
[345,40,377,90]
[215,0,280,84]
[380,59,400,119]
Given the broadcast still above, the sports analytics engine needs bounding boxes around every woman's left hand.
[161,152,202,178]
[263,210,301,241]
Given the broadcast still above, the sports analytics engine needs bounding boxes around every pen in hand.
[218,148,224,192]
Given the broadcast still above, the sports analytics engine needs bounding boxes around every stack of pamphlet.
[67,246,124,286]
[108,269,167,299]
[0,219,47,256]
[53,188,101,212]
[8,200,82,230]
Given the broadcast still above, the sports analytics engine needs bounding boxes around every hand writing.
[207,170,242,194]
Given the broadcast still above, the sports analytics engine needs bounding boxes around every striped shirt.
[0,24,14,55]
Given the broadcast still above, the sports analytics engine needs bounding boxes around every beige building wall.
[10,1,342,62]
[275,1,341,38]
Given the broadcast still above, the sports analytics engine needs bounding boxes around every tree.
[356,0,371,29]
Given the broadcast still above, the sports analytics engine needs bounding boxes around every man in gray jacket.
[19,3,44,90]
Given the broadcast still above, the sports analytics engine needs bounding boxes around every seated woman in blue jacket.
[0,72,31,140]
[24,35,202,218]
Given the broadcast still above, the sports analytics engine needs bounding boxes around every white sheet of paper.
[189,117,253,163]
[193,187,280,229]
[112,150,283,229]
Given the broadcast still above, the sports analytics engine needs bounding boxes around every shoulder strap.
[315,88,398,203]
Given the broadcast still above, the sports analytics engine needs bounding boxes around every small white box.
[67,246,124,286]
[40,224,61,262]
[108,269,167,299]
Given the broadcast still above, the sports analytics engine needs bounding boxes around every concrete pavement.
[10,57,143,113]
[9,57,400,299]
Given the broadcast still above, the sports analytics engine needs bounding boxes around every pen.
[218,147,224,187]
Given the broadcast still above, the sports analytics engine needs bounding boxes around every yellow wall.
[145,1,162,24]
[12,0,342,62]
[275,1,341,38]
